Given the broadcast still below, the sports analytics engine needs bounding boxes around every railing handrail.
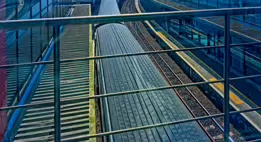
[1,7,261,29]
[1,4,261,142]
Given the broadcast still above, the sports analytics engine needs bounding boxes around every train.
[96,0,213,141]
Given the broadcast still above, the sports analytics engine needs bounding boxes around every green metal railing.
[1,6,261,142]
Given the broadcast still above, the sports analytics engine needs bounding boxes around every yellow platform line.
[156,27,261,132]
[157,31,245,105]
[209,78,244,105]
[154,17,257,107]
[89,5,97,142]
[138,0,256,107]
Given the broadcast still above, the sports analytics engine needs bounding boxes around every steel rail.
[1,7,261,29]
[157,48,234,141]
[124,0,214,138]
[132,18,234,141]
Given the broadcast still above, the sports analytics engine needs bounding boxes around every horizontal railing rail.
[0,74,260,112]
[0,41,260,69]
[1,7,261,29]
[1,7,261,142]
[64,107,261,140]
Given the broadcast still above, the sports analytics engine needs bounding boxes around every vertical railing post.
[47,0,49,40]
[224,15,231,142]
[214,35,216,56]
[61,0,63,17]
[207,34,211,54]
[30,0,33,74]
[61,0,63,16]
[53,24,61,142]
[52,0,55,18]
[243,46,246,75]
[40,0,43,60]
[54,0,61,141]
[15,1,19,101]
[207,34,211,46]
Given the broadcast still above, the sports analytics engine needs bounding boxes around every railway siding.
[122,0,242,141]
[136,0,261,134]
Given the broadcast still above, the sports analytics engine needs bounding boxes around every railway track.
[121,0,244,141]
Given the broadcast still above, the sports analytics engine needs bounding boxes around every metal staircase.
[13,5,92,141]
